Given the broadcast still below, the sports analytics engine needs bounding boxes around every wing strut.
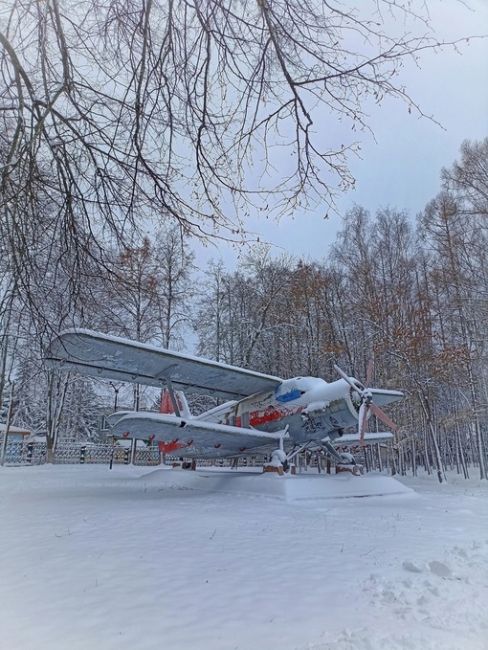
[166,379,181,418]
[321,439,345,464]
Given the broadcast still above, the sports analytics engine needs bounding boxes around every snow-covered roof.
[0,423,31,435]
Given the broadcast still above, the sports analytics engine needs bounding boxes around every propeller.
[365,357,374,386]
[333,362,399,446]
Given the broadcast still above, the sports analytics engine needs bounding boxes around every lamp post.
[109,382,120,412]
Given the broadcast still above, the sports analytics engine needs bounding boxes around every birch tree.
[420,192,488,479]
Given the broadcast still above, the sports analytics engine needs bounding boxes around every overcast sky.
[192,0,488,270]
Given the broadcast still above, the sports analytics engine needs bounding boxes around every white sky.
[193,0,488,270]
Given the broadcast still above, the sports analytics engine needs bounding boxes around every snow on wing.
[46,329,282,399]
[111,412,284,458]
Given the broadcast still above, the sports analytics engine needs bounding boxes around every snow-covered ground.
[1,465,487,650]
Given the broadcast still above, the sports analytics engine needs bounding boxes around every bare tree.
[155,228,195,349]
[420,191,487,479]
[0,0,467,305]
[442,138,488,217]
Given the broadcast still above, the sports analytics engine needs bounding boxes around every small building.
[0,423,32,444]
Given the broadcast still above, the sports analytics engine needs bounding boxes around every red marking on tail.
[160,389,175,414]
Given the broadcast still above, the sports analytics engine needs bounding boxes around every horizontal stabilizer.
[337,431,394,446]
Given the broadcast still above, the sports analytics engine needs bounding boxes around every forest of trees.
[1,0,485,477]
[0,137,487,479]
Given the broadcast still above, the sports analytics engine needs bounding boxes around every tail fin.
[159,388,191,419]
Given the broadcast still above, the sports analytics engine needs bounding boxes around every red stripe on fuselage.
[249,405,302,428]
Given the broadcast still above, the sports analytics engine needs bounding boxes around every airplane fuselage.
[205,377,362,445]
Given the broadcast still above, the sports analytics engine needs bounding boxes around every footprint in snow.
[402,560,423,573]
[423,580,440,597]
[452,546,468,559]
[428,560,452,578]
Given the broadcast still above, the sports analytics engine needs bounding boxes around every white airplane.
[46,329,403,472]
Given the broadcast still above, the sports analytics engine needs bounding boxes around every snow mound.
[139,468,414,501]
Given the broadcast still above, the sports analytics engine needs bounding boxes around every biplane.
[46,330,403,472]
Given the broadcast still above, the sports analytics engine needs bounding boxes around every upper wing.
[111,412,285,458]
[46,329,282,399]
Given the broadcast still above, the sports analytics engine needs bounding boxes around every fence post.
[0,382,15,466]
[124,448,130,464]
[80,445,86,464]
[109,438,115,470]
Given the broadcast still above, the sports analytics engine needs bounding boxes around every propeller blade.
[335,362,400,441]
[334,364,364,392]
[333,363,353,384]
[369,402,399,433]
[358,402,369,447]
[365,358,374,386]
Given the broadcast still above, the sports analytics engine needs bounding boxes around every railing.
[0,440,160,466]
[1,439,381,472]
[1,441,40,465]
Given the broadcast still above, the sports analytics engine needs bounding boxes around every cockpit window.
[275,388,304,403]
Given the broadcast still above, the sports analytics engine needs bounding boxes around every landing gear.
[335,452,363,476]
[263,449,288,475]
[262,429,291,475]
[321,441,363,476]
[263,431,363,477]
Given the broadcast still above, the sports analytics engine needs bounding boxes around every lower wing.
[110,412,286,458]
